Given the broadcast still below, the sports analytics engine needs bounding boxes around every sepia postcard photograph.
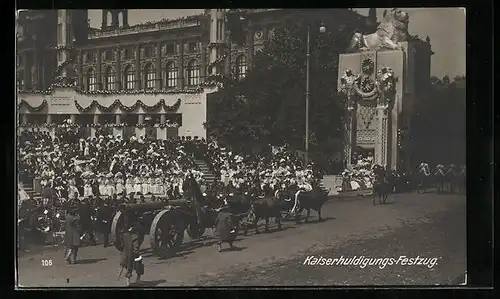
[16,8,467,287]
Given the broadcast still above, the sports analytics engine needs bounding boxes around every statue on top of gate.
[346,8,410,53]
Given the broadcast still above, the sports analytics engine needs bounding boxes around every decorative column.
[155,44,162,90]
[375,106,389,167]
[157,114,167,140]
[32,48,39,90]
[46,114,54,138]
[338,70,359,168]
[135,45,141,89]
[77,50,83,89]
[96,48,102,90]
[113,114,123,137]
[374,67,396,168]
[91,114,99,138]
[177,41,184,89]
[136,114,145,138]
[200,42,207,82]
[115,47,121,90]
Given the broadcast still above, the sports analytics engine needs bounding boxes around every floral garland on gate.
[18,87,204,96]
[18,99,48,112]
[74,98,181,113]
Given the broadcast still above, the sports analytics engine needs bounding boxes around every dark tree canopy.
[205,18,361,155]
[412,75,466,165]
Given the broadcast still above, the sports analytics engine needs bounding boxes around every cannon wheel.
[149,208,184,258]
[186,206,207,239]
[111,211,126,251]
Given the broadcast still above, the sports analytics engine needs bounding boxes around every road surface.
[17,192,466,287]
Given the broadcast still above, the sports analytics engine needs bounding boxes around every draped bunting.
[74,98,181,113]
[18,99,48,112]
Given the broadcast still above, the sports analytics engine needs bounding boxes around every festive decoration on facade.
[339,67,397,104]
[74,98,181,113]
[201,74,226,87]
[76,87,203,96]
[360,77,376,93]
[18,99,48,112]
[361,58,375,75]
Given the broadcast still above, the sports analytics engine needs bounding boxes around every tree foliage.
[205,18,362,154]
[412,75,466,165]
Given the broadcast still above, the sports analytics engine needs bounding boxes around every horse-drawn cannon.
[111,177,218,257]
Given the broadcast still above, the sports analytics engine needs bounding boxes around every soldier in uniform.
[120,217,145,286]
[214,202,236,252]
[64,202,81,264]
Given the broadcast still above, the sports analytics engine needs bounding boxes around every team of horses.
[371,163,466,206]
[199,181,330,235]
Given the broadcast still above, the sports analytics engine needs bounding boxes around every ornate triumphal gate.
[338,8,432,170]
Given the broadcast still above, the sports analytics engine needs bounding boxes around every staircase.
[194,160,217,185]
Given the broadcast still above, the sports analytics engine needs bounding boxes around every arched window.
[235,55,247,80]
[104,66,116,90]
[86,68,97,91]
[123,65,135,90]
[165,62,177,88]
[107,12,112,26]
[144,63,156,89]
[187,59,200,86]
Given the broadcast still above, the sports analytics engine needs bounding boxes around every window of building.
[87,68,97,91]
[123,48,132,59]
[85,52,95,63]
[187,59,200,86]
[124,65,135,90]
[17,71,24,90]
[235,55,248,80]
[144,63,156,89]
[165,62,177,88]
[144,46,153,58]
[104,50,113,61]
[189,42,198,53]
[105,66,116,90]
[166,44,175,55]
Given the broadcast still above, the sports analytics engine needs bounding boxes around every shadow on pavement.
[154,250,196,262]
[220,246,247,252]
[301,216,336,224]
[75,258,107,264]
[131,279,166,287]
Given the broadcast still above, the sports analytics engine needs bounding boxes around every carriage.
[110,178,218,257]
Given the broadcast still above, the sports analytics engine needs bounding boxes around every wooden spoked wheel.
[149,208,184,257]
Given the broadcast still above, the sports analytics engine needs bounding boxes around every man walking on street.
[120,218,145,286]
[64,202,81,264]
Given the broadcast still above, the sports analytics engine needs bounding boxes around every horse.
[416,163,431,193]
[372,167,389,205]
[434,165,447,194]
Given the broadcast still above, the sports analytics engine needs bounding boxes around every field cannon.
[110,199,218,257]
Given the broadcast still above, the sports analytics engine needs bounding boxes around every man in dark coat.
[214,205,236,252]
[96,199,113,247]
[120,221,145,286]
[64,203,81,264]
[79,199,97,245]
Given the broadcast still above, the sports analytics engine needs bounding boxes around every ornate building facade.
[17,9,372,139]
